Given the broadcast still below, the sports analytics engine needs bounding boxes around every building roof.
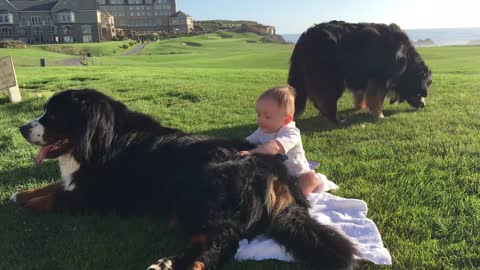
[9,0,59,11]
[169,10,191,18]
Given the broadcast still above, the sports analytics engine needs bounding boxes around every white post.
[7,85,22,103]
[0,56,21,103]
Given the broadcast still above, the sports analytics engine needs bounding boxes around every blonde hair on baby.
[257,85,295,116]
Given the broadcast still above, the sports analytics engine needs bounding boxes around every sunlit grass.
[0,33,479,270]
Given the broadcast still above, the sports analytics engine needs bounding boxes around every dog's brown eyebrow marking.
[191,261,205,270]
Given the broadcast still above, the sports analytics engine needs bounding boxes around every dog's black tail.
[288,38,308,118]
[268,204,358,270]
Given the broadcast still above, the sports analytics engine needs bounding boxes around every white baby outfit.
[246,121,311,176]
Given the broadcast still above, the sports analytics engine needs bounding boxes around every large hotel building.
[0,0,192,44]
[97,0,193,32]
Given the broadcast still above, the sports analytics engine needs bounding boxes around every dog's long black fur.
[16,89,357,270]
[289,20,432,122]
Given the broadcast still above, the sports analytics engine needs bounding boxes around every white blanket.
[234,173,392,265]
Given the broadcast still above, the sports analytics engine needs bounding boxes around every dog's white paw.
[10,192,18,203]
[146,258,173,270]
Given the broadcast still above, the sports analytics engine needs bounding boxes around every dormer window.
[57,11,75,23]
[0,12,13,24]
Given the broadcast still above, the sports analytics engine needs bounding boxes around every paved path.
[120,43,146,56]
[59,43,147,66]
[59,57,82,66]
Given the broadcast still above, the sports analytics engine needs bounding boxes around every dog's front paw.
[147,257,174,270]
[10,190,34,205]
[10,192,18,203]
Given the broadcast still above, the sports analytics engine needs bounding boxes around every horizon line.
[279,25,480,35]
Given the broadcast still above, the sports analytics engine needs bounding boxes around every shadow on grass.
[0,96,10,105]
[0,161,58,190]
[296,106,418,135]
[201,107,417,139]
[0,96,44,116]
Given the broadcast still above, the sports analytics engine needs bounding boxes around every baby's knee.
[305,171,318,183]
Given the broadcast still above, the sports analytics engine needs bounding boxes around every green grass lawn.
[0,47,72,67]
[0,33,479,270]
[35,41,140,57]
[0,41,142,67]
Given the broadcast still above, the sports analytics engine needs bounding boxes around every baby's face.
[256,98,289,133]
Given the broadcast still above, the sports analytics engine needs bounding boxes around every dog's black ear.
[74,99,115,165]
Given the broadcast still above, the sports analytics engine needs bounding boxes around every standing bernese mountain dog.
[12,89,357,270]
[289,20,432,123]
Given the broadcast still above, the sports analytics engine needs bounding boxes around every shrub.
[218,32,233,39]
[0,40,26,48]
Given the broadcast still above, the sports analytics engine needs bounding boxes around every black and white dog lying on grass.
[12,89,357,270]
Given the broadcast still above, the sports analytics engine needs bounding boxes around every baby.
[239,86,320,195]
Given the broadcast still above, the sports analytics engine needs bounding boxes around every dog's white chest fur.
[58,154,80,191]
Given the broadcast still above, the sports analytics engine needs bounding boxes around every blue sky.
[177,0,480,34]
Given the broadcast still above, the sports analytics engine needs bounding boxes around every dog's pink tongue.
[36,145,51,165]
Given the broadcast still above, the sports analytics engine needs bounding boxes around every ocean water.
[282,27,480,46]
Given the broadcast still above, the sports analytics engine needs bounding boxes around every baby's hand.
[238,150,251,156]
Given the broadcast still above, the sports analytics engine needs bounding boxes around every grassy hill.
[35,40,138,57]
[0,33,479,270]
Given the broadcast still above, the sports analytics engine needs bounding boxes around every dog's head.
[19,89,119,165]
[391,48,432,108]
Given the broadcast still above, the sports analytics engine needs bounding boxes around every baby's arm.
[239,140,285,156]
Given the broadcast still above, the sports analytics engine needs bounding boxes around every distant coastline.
[282,27,480,46]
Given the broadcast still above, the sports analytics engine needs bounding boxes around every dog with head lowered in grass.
[289,20,432,123]
[12,89,357,270]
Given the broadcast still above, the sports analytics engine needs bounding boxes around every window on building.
[110,0,123,4]
[64,36,74,43]
[58,11,75,23]
[20,16,27,26]
[62,25,72,34]
[31,16,42,25]
[33,27,42,35]
[46,16,52,25]
[0,13,13,24]
[98,0,106,4]
[145,0,152,3]
[83,35,93,43]
[50,26,57,34]
[16,27,26,36]
[0,27,12,36]
[81,25,92,34]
